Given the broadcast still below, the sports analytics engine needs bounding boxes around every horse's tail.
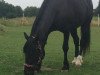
[80,0,93,55]
[80,16,92,55]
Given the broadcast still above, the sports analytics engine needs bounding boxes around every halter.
[31,36,43,59]
[24,36,42,69]
[31,36,35,39]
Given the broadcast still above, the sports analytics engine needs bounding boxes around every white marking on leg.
[72,57,77,64]
[75,55,83,66]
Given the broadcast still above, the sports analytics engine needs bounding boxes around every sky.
[4,0,99,9]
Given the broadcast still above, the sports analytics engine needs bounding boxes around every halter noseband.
[24,64,33,68]
[24,57,42,71]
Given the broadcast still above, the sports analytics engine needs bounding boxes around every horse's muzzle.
[24,64,35,75]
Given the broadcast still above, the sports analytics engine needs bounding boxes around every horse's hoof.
[75,60,82,67]
[72,57,77,64]
[61,66,69,72]
[75,55,83,67]
[72,61,75,64]
[75,64,81,68]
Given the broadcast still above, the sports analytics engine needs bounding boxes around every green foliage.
[0,1,23,18]
[24,6,39,17]
[0,0,4,2]
[0,1,39,18]
[15,6,23,17]
[94,1,100,16]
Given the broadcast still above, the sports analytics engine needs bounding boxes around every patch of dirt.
[41,66,58,71]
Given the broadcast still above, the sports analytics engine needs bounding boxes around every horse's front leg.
[61,33,70,71]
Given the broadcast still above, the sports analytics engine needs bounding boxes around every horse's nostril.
[24,64,33,68]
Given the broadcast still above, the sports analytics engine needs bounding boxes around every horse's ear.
[24,32,29,40]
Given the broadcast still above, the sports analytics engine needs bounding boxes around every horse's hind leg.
[70,29,80,64]
[61,32,70,71]
[71,28,83,66]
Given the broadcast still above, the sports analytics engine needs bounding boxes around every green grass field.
[0,17,100,75]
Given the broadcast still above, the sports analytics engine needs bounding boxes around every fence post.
[98,14,100,27]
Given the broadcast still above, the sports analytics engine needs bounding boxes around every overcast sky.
[4,0,99,9]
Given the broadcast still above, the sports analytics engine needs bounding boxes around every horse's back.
[50,0,93,30]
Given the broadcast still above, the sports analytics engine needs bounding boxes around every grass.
[0,25,100,75]
[92,16,100,26]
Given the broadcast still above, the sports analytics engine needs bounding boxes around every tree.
[0,1,23,18]
[0,1,39,18]
[94,0,100,16]
[15,6,23,17]
[98,0,100,14]
[0,0,5,2]
[5,4,16,18]
[24,6,39,17]
[0,1,7,17]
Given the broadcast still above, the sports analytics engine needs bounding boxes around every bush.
[24,7,39,17]
[0,17,35,27]
[0,24,6,32]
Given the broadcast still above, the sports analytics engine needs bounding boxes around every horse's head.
[23,32,42,74]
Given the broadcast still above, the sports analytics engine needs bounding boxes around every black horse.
[23,0,93,74]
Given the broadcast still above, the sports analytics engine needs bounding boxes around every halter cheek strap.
[31,36,35,39]
[24,36,42,68]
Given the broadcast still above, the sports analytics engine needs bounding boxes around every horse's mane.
[30,0,50,36]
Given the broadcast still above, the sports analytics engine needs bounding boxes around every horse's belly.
[52,13,81,31]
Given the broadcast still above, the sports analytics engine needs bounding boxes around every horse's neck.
[30,0,55,46]
[30,0,50,36]
[30,15,50,46]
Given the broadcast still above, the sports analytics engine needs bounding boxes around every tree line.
[94,1,100,16]
[0,1,39,18]
[0,0,100,18]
